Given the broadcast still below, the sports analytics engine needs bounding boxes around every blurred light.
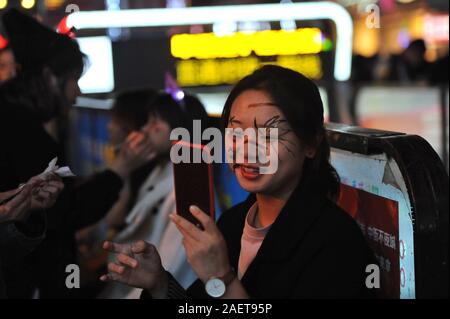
[165,72,185,102]
[280,0,296,31]
[380,0,396,12]
[76,36,115,93]
[195,92,230,116]
[280,19,296,31]
[424,14,449,44]
[166,0,186,8]
[353,18,378,57]
[67,2,353,81]
[171,28,324,60]
[45,0,65,10]
[175,90,185,101]
[212,21,237,37]
[57,16,76,38]
[0,0,7,10]
[106,0,123,41]
[176,55,323,87]
[237,21,270,34]
[397,28,411,49]
[323,38,333,51]
[21,0,36,9]
[0,35,8,49]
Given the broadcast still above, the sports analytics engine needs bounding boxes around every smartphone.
[173,141,215,228]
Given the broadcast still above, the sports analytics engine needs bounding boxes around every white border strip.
[68,2,353,81]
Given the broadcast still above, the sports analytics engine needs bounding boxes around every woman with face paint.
[101,66,375,299]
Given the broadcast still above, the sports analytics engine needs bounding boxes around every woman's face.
[0,49,16,83]
[63,74,81,106]
[227,89,312,199]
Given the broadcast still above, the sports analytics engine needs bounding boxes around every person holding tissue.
[0,9,155,298]
[0,173,65,298]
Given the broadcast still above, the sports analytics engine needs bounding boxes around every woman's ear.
[305,146,316,159]
[305,134,323,159]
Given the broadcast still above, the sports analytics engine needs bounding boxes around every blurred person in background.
[76,89,158,295]
[77,89,159,244]
[106,89,159,229]
[387,39,431,83]
[99,93,209,299]
[0,44,16,84]
[430,52,449,85]
[0,9,154,298]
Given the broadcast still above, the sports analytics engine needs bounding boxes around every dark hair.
[112,88,158,132]
[222,65,340,199]
[0,69,63,123]
[150,93,209,136]
[0,49,87,123]
[183,94,211,133]
[149,93,189,130]
[407,39,426,55]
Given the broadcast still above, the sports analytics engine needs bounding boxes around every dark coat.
[0,99,123,298]
[187,183,375,299]
[0,218,45,299]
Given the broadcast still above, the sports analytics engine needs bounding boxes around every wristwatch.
[205,269,236,298]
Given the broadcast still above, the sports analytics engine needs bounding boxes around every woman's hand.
[109,132,156,180]
[100,240,168,297]
[170,206,231,283]
[0,185,33,223]
[29,173,65,211]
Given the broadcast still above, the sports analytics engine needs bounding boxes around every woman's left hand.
[29,173,65,211]
[170,206,231,283]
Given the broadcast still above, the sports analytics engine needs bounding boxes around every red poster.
[338,184,400,298]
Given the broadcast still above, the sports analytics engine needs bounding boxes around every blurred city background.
[1,0,448,175]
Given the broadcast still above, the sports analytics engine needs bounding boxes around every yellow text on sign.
[176,55,323,87]
[171,28,324,60]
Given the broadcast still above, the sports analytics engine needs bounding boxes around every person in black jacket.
[100,65,375,299]
[0,176,65,299]
[0,9,154,298]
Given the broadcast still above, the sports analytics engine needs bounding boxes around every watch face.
[205,278,226,298]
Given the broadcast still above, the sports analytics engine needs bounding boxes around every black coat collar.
[224,183,328,282]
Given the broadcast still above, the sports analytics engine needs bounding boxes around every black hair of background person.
[2,8,84,77]
[112,88,158,132]
[149,93,211,138]
[0,9,86,123]
[387,39,432,83]
[183,93,212,136]
[0,9,125,298]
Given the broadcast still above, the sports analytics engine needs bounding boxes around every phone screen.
[173,142,215,228]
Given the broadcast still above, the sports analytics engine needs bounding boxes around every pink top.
[238,203,273,280]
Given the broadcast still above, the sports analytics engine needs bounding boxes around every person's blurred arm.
[104,181,131,229]
[67,131,156,231]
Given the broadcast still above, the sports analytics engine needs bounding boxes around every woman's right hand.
[109,132,156,180]
[100,240,168,297]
